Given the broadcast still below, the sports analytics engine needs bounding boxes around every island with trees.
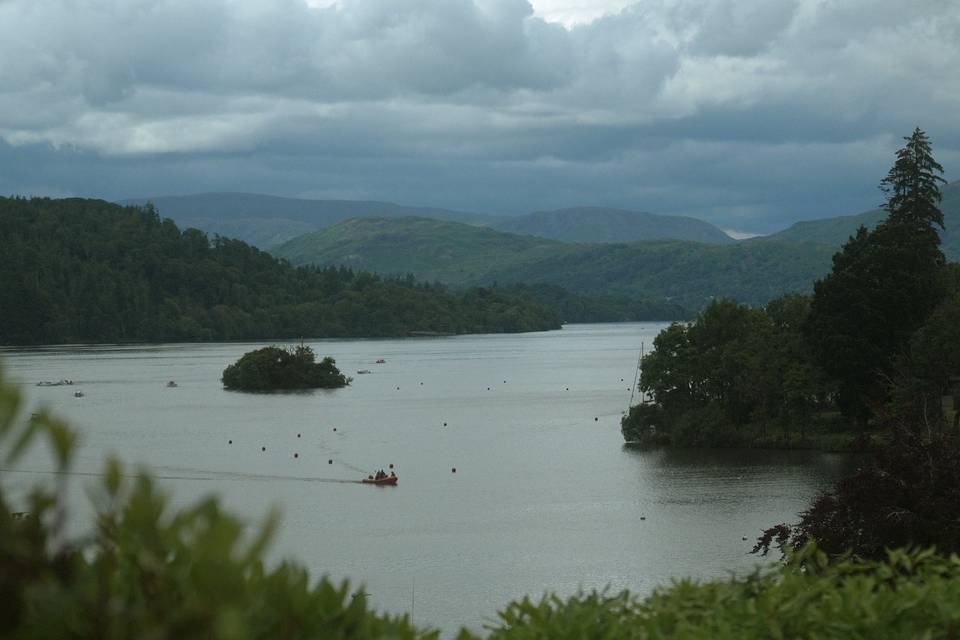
[221,345,350,392]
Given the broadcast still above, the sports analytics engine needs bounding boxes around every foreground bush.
[222,345,350,391]
[472,546,960,640]
[4,366,960,639]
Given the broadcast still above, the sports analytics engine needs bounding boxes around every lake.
[1,323,860,635]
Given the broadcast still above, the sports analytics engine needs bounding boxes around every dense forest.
[0,197,561,345]
[499,283,689,322]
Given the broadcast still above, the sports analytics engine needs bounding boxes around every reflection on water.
[0,324,862,635]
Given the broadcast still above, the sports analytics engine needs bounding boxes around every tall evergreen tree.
[805,128,947,425]
[880,127,946,232]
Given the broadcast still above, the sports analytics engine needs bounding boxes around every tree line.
[0,197,561,345]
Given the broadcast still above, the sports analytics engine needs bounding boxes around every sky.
[1,0,958,234]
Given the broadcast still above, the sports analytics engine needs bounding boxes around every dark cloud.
[0,0,958,232]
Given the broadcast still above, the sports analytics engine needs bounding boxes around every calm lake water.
[1,323,860,635]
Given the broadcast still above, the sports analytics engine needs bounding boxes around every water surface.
[1,323,859,634]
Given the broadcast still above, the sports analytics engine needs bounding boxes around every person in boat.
[390,471,396,478]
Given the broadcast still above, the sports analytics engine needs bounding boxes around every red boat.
[362,475,398,486]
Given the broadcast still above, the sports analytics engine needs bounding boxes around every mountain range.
[129,180,959,313]
[274,217,835,310]
[122,193,736,249]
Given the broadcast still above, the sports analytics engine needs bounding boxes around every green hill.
[121,192,498,249]
[763,180,960,257]
[490,207,734,245]
[275,217,834,310]
[276,216,579,283]
[0,197,560,345]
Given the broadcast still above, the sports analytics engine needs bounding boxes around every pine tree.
[805,128,947,425]
[880,127,946,231]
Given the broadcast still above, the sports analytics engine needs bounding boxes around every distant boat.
[36,379,73,387]
[362,475,398,486]
[356,369,372,374]
[166,381,178,388]
[375,359,386,364]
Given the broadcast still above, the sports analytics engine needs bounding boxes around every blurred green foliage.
[471,546,960,640]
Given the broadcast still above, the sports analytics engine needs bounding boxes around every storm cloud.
[1,0,958,232]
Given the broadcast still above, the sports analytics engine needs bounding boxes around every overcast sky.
[1,0,958,234]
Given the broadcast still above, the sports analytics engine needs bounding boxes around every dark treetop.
[221,345,349,392]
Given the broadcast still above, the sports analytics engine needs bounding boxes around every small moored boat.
[357,369,372,374]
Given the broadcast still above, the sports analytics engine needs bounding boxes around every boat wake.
[1,467,365,484]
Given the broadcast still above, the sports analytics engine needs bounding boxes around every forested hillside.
[0,197,560,345]
[490,207,734,244]
[484,239,835,309]
[762,180,960,257]
[276,216,575,280]
[276,217,835,309]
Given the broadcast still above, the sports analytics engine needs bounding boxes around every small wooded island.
[222,345,350,391]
